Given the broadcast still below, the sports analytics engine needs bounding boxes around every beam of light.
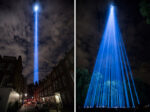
[34,4,39,12]
[33,4,39,84]
[84,5,140,108]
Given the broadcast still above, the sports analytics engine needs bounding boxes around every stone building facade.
[0,55,25,93]
[34,48,74,108]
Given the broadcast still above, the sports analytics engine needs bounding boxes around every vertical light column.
[34,4,39,84]
[84,4,140,108]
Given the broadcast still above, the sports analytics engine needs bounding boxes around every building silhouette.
[0,55,26,93]
[34,48,74,109]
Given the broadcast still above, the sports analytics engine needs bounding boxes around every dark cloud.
[77,0,150,85]
[0,0,73,84]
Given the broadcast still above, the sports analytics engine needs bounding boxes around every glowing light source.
[34,4,39,12]
[55,95,60,103]
[84,5,139,108]
[42,97,45,102]
[55,93,61,104]
[110,5,114,12]
[25,93,27,97]
[11,91,19,98]
[33,3,39,84]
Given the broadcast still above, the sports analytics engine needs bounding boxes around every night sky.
[0,0,73,84]
[77,0,150,85]
[0,0,150,86]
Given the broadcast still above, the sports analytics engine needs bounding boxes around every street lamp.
[25,93,27,97]
[55,94,60,103]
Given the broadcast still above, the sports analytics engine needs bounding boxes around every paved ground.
[19,104,36,112]
[19,104,73,112]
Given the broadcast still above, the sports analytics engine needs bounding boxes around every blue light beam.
[34,4,39,84]
[84,5,140,108]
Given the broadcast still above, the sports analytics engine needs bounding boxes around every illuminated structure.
[34,48,74,108]
[84,5,139,108]
[33,4,39,84]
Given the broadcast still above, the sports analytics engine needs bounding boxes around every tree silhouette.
[139,0,150,24]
